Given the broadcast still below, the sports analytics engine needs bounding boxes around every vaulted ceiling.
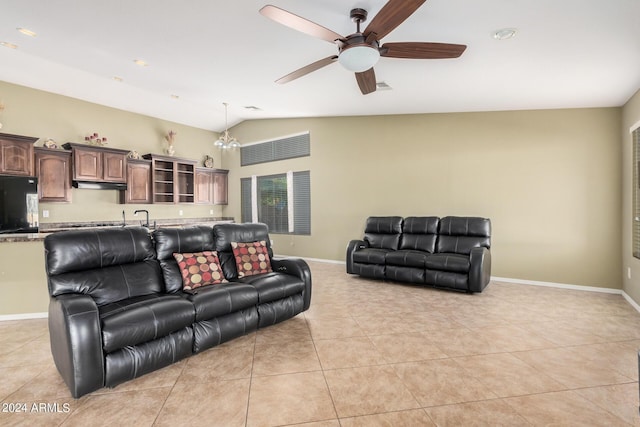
[1,0,639,131]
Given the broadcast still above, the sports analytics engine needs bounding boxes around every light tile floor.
[1,261,640,426]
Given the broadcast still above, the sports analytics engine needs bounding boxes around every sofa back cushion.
[363,216,403,250]
[214,223,273,280]
[399,217,440,253]
[436,216,491,255]
[153,226,215,293]
[45,227,163,306]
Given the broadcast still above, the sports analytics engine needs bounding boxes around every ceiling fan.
[259,0,467,95]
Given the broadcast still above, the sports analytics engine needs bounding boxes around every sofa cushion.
[214,223,273,280]
[182,283,258,322]
[231,241,273,278]
[363,216,403,250]
[153,226,216,294]
[173,251,227,291]
[45,228,165,306]
[352,248,393,264]
[237,273,306,304]
[385,250,430,268]
[99,294,195,353]
[425,253,471,274]
[399,217,439,253]
[436,217,491,255]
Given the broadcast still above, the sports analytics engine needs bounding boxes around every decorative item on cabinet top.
[43,138,58,149]
[164,130,176,156]
[203,155,214,168]
[85,132,108,146]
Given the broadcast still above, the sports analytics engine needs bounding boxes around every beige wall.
[226,108,622,289]
[622,88,640,303]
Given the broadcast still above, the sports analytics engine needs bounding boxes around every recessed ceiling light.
[133,59,148,67]
[17,27,36,37]
[112,76,123,82]
[1,41,18,49]
[493,28,517,40]
[170,94,180,99]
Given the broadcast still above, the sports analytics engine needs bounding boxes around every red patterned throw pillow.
[231,241,272,278]
[173,251,227,291]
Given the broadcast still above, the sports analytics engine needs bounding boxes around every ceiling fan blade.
[260,5,343,44]
[355,68,377,95]
[380,42,467,59]
[276,56,338,84]
[364,0,426,40]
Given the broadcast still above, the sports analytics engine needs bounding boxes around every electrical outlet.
[42,210,49,218]
[178,210,183,216]
[209,209,214,215]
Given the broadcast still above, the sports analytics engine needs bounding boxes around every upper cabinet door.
[34,148,72,203]
[213,170,228,205]
[0,133,37,176]
[194,168,213,204]
[103,151,126,182]
[73,148,102,181]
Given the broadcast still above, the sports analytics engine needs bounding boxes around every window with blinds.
[241,171,311,235]
[634,127,640,258]
[241,132,310,166]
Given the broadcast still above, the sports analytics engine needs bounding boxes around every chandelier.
[214,102,240,149]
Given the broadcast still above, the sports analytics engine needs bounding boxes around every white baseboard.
[0,312,48,322]
[301,257,345,265]
[622,291,640,313]
[490,276,622,294]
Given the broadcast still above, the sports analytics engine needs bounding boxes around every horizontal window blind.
[241,132,310,166]
[293,171,311,235]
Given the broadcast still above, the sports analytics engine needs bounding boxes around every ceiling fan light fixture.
[338,45,380,73]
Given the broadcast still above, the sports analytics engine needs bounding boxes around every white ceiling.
[1,0,639,132]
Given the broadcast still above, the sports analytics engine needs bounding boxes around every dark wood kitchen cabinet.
[194,168,214,204]
[143,154,196,204]
[120,159,152,204]
[34,147,72,203]
[62,143,128,183]
[195,168,228,205]
[212,169,228,205]
[0,133,37,176]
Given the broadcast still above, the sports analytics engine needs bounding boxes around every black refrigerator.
[0,175,39,233]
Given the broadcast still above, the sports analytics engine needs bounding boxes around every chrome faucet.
[121,210,126,227]
[134,210,150,228]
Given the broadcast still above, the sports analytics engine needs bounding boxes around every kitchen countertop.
[0,217,235,242]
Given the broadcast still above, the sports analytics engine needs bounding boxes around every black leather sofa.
[45,223,311,398]
[346,216,491,293]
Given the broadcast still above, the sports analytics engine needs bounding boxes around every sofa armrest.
[469,247,492,293]
[346,239,368,274]
[48,293,104,398]
[271,257,312,311]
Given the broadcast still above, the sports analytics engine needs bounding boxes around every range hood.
[72,181,127,190]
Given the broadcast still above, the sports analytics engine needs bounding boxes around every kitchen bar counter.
[0,217,235,242]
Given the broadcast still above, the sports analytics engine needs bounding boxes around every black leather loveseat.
[346,216,491,293]
[45,223,311,398]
